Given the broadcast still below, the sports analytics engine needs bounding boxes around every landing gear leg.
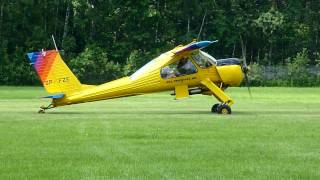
[200,79,234,115]
[38,104,53,113]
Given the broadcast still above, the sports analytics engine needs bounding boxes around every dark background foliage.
[0,0,319,86]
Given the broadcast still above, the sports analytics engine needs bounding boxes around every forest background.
[0,0,319,86]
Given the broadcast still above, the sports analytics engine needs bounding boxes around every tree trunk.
[239,34,246,62]
[90,2,95,41]
[282,39,285,64]
[62,1,70,48]
[154,0,159,43]
[257,49,260,64]
[43,0,47,33]
[0,3,4,37]
[91,19,95,40]
[316,29,319,62]
[197,11,207,41]
[269,43,272,65]
[272,0,277,9]
[232,43,236,57]
[54,4,59,37]
[187,18,190,34]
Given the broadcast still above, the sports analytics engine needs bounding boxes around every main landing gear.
[211,103,232,115]
[38,104,54,113]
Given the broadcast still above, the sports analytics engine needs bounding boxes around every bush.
[287,48,311,86]
[122,50,139,76]
[69,45,121,84]
[245,49,320,87]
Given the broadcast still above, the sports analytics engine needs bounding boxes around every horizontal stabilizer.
[43,93,65,99]
[175,40,218,54]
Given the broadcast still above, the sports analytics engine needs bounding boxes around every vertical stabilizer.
[27,50,82,94]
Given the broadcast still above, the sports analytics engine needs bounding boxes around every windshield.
[130,53,166,80]
[160,57,197,79]
[192,50,217,68]
[130,59,156,80]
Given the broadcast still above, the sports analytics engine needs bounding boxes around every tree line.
[0,0,319,86]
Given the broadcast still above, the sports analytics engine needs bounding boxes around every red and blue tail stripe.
[27,50,58,83]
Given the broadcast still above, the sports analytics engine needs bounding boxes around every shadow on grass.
[43,109,320,116]
[46,110,212,115]
[233,110,320,116]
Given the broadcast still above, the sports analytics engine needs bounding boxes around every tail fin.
[27,50,82,94]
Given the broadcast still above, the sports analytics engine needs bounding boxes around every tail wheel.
[211,103,220,113]
[38,109,45,113]
[217,104,231,115]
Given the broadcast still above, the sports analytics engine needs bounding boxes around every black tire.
[217,104,231,115]
[211,103,220,113]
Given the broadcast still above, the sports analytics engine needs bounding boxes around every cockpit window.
[192,50,216,68]
[160,57,197,79]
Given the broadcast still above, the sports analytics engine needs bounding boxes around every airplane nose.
[216,58,244,86]
[216,58,241,66]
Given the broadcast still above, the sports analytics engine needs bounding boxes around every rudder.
[27,50,82,94]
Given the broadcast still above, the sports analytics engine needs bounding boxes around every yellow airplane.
[27,40,249,114]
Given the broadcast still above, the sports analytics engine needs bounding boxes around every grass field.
[0,86,320,179]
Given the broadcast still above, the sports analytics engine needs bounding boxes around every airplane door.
[160,57,199,98]
[160,57,198,79]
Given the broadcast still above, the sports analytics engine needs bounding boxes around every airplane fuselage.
[28,40,246,114]
[53,54,243,107]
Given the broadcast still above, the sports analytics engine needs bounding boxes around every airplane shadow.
[45,110,320,116]
[46,110,212,115]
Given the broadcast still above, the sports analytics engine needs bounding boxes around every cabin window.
[192,51,216,68]
[160,57,197,79]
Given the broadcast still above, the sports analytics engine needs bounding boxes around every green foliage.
[0,1,319,86]
[248,63,263,86]
[287,48,309,67]
[248,50,319,87]
[255,8,284,35]
[287,48,313,86]
[122,50,140,76]
[69,45,121,84]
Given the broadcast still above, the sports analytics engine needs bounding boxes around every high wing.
[174,40,218,55]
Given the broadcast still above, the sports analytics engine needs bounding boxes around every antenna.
[51,35,58,51]
[197,10,207,41]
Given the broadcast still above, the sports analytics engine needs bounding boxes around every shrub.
[69,45,121,84]
[122,50,139,76]
[287,48,311,86]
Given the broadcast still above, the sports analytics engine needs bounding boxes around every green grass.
[0,86,320,179]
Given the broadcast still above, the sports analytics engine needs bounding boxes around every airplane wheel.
[217,104,231,115]
[211,103,220,113]
[38,109,45,114]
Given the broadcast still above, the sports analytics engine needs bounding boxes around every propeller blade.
[244,72,252,98]
[241,61,252,98]
[243,57,247,67]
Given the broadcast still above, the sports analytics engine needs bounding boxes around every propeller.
[239,34,252,98]
[241,58,252,98]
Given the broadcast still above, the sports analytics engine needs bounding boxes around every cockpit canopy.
[192,50,217,68]
[160,50,218,79]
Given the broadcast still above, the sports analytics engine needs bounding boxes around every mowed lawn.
[0,86,320,179]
